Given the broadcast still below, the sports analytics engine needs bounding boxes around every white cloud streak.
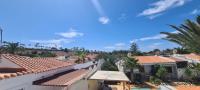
[130,31,178,43]
[190,9,200,15]
[56,28,84,38]
[139,0,189,19]
[91,0,110,24]
[30,38,73,48]
[104,43,126,50]
[91,0,105,16]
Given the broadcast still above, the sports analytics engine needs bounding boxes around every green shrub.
[149,76,162,85]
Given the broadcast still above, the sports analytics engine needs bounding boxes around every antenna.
[0,27,2,46]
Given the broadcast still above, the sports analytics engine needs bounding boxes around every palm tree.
[75,50,87,63]
[2,41,24,54]
[98,53,118,71]
[101,59,118,71]
[123,57,139,82]
[161,16,200,53]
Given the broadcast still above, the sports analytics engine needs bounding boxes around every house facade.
[135,56,178,80]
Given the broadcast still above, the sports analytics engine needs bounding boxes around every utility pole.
[0,27,2,46]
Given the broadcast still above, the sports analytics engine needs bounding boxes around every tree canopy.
[161,16,200,53]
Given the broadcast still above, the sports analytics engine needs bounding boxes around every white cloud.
[153,43,162,46]
[190,9,200,15]
[30,38,72,48]
[130,31,178,43]
[139,0,189,18]
[104,43,126,50]
[56,28,84,38]
[99,16,110,24]
[104,46,115,49]
[91,0,110,24]
[115,43,126,47]
[148,14,163,19]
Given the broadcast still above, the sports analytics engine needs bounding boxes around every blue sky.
[0,0,199,51]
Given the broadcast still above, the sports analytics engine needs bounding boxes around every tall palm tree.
[2,41,24,54]
[161,16,200,53]
[123,57,139,82]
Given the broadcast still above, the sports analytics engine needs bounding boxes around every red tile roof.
[135,56,176,64]
[0,54,73,80]
[34,69,88,86]
[184,53,200,61]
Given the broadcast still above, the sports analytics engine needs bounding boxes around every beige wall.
[88,80,98,90]
[68,79,88,90]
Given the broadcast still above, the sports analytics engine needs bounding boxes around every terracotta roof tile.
[135,56,176,64]
[1,54,72,73]
[0,54,73,80]
[184,53,200,61]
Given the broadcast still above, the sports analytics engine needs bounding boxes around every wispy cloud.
[118,13,127,21]
[104,43,126,50]
[30,38,73,48]
[30,27,83,48]
[56,28,84,38]
[99,16,110,24]
[148,43,163,50]
[139,0,189,19]
[148,14,163,19]
[130,31,178,43]
[91,0,110,24]
[190,9,200,15]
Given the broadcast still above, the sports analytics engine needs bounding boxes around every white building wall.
[177,68,186,79]
[56,56,66,60]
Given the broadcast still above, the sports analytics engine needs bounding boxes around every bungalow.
[135,56,178,80]
[0,54,98,90]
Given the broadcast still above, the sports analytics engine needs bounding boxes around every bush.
[149,76,162,85]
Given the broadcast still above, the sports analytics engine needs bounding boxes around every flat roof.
[89,71,130,82]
